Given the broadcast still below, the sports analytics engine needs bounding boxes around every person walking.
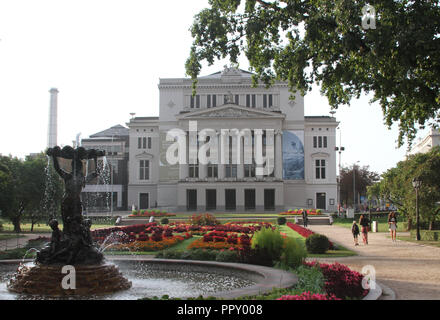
[352,221,360,246]
[359,214,370,245]
[388,211,398,242]
[302,209,308,228]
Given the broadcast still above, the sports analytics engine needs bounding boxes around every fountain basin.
[7,262,131,296]
[0,258,297,300]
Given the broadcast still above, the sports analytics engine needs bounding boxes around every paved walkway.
[307,225,440,300]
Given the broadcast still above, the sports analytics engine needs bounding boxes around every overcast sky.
[0,0,423,174]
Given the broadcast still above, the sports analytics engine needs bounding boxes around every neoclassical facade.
[127,68,338,213]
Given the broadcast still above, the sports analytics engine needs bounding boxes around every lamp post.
[412,177,422,241]
[353,161,360,211]
[334,124,345,216]
[110,135,114,217]
[335,131,345,216]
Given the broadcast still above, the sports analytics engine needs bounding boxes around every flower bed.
[304,262,369,299]
[129,209,176,218]
[280,209,323,216]
[93,221,272,252]
[286,222,334,250]
[109,235,186,252]
[188,233,251,251]
[277,292,341,300]
[187,237,244,250]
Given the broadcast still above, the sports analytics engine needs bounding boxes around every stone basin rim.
[0,258,298,299]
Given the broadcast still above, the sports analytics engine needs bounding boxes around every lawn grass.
[395,235,440,248]
[333,217,392,233]
[278,224,357,258]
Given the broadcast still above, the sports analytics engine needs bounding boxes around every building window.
[225,164,237,178]
[246,94,256,108]
[139,160,150,180]
[315,159,326,180]
[189,164,199,178]
[235,94,239,105]
[207,164,218,178]
[313,136,328,149]
[207,95,211,108]
[139,137,150,149]
[263,94,273,108]
[190,95,200,108]
[244,164,256,178]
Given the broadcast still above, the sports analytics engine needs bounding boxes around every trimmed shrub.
[305,234,330,254]
[251,227,284,266]
[278,237,307,269]
[277,217,287,225]
[161,218,169,225]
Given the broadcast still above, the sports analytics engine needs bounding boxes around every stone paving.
[307,225,440,300]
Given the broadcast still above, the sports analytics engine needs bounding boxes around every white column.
[275,130,283,179]
[237,135,244,179]
[217,131,225,179]
[179,132,188,180]
[48,88,59,148]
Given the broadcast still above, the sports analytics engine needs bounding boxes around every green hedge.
[305,234,330,254]
[410,230,440,241]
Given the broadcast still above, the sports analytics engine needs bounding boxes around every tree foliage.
[339,164,379,207]
[0,154,63,232]
[368,147,440,229]
[186,0,440,146]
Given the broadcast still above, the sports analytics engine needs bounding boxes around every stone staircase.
[293,217,332,226]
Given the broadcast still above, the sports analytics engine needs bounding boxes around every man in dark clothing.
[302,210,308,228]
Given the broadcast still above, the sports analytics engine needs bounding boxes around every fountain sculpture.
[7,146,132,296]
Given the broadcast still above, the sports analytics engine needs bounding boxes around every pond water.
[0,260,256,300]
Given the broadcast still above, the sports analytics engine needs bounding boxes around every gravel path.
[307,225,440,300]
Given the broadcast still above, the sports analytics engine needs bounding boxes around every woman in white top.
[388,211,398,242]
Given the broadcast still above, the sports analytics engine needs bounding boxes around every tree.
[186,0,440,147]
[0,154,63,232]
[370,147,440,230]
[339,164,379,208]
[0,156,26,232]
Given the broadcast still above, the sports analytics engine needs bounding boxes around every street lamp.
[412,177,422,241]
[335,125,345,216]
[353,161,360,212]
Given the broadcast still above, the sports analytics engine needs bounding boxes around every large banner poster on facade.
[159,130,180,181]
[283,130,305,180]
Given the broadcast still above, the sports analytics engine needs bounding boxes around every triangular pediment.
[177,104,285,120]
[135,151,154,159]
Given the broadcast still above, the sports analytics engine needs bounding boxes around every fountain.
[1,146,298,300]
[7,146,132,296]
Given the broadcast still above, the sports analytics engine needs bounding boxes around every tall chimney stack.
[47,88,59,148]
